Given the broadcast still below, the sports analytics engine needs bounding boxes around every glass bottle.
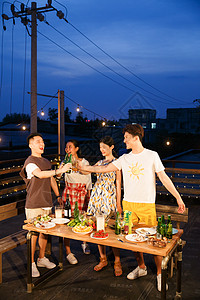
[74,201,79,221]
[64,194,71,218]
[115,212,121,235]
[156,217,162,239]
[166,215,172,239]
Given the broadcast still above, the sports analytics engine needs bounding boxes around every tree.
[2,113,30,123]
[64,107,72,122]
[48,108,58,121]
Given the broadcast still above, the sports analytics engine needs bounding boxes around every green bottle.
[115,212,121,235]
[166,215,172,239]
[74,201,79,222]
[63,153,72,173]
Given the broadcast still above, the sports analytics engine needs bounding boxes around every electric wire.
[47,22,180,105]
[64,94,106,120]
[37,29,172,106]
[67,20,189,104]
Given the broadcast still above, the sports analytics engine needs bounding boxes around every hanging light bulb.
[76,106,80,112]
[102,121,106,127]
[22,125,26,131]
[41,110,45,116]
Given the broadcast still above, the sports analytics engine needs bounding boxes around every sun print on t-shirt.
[128,162,144,179]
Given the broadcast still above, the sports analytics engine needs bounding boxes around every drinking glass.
[55,205,63,218]
[71,157,78,172]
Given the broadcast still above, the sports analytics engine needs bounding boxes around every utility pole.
[2,0,66,133]
[58,90,65,157]
[31,2,37,133]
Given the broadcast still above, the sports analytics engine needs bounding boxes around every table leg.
[161,266,167,300]
[26,231,32,293]
[175,240,182,299]
[59,237,63,270]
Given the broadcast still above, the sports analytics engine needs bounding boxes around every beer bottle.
[74,201,79,221]
[64,194,71,218]
[115,212,121,235]
[166,215,172,239]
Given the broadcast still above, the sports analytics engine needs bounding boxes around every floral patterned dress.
[87,159,117,216]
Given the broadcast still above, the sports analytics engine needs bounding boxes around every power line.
[46,22,182,105]
[64,95,106,120]
[37,29,176,106]
[67,20,188,104]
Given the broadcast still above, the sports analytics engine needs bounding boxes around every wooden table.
[23,223,184,300]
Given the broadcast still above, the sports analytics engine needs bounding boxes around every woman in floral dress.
[87,136,122,276]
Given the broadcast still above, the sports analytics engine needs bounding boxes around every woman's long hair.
[67,139,82,158]
[100,136,118,158]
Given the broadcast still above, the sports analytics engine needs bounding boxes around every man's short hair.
[27,133,43,144]
[123,124,144,142]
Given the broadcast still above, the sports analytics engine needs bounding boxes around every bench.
[156,204,189,279]
[0,202,27,283]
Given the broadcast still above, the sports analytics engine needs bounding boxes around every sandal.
[114,261,122,277]
[94,257,108,271]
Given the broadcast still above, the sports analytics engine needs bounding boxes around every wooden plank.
[0,202,16,213]
[169,178,200,185]
[0,210,18,221]
[0,232,27,254]
[0,184,26,196]
[156,185,200,196]
[0,166,22,175]
[0,176,23,185]
[156,204,189,223]
[165,167,200,175]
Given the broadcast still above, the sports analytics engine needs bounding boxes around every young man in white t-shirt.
[78,124,185,292]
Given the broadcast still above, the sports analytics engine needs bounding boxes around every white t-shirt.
[26,163,39,179]
[64,158,92,190]
[112,148,165,204]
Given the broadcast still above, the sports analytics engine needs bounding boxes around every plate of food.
[51,218,70,224]
[35,222,56,229]
[125,233,147,243]
[72,225,93,234]
[172,228,178,234]
[90,230,109,239]
[135,227,157,236]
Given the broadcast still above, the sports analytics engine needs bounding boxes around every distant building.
[166,108,200,134]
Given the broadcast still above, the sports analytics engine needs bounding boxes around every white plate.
[90,232,109,240]
[35,222,56,229]
[72,227,93,235]
[136,227,157,236]
[172,228,178,234]
[51,218,70,224]
[125,234,147,243]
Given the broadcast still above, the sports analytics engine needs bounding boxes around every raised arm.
[32,163,72,179]
[157,170,185,213]
[78,161,118,173]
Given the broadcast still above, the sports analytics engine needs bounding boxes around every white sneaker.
[157,274,168,292]
[66,253,78,265]
[82,243,90,254]
[37,257,56,269]
[32,262,40,277]
[127,266,147,280]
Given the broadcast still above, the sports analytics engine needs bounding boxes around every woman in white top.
[62,139,92,263]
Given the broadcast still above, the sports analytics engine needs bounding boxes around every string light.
[76,106,80,112]
[22,125,26,130]
[41,110,45,116]
[102,121,106,126]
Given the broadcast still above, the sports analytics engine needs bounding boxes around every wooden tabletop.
[23,223,183,257]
